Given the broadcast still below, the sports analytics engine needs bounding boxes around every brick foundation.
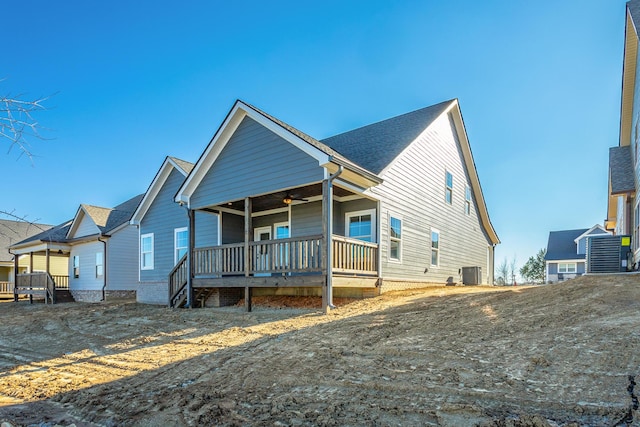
[137,282,169,305]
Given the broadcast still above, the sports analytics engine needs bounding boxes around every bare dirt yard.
[0,274,639,426]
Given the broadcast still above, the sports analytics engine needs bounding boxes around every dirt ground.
[0,275,639,426]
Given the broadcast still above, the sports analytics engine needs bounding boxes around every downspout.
[326,165,343,309]
[98,237,107,301]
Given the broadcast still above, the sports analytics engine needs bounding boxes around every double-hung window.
[431,229,440,266]
[558,263,576,274]
[389,216,402,261]
[141,233,154,270]
[96,252,103,277]
[445,172,453,205]
[465,186,472,215]
[73,255,80,278]
[174,228,188,264]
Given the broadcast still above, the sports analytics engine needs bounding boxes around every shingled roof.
[545,229,588,261]
[0,220,52,262]
[321,100,455,174]
[609,145,635,194]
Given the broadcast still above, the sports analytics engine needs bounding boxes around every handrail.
[15,272,56,304]
[0,281,13,294]
[168,253,188,307]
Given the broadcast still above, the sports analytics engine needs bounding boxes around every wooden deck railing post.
[244,197,252,312]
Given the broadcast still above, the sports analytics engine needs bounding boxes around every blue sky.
[1,1,626,276]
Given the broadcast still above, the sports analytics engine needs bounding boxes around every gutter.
[326,165,343,310]
[98,237,107,301]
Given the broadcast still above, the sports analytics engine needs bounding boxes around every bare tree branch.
[0,81,54,163]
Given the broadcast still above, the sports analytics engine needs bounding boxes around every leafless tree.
[509,256,517,285]
[1,85,52,161]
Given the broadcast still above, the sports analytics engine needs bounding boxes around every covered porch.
[171,180,381,310]
[10,244,71,303]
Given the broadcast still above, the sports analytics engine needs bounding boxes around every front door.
[254,226,272,276]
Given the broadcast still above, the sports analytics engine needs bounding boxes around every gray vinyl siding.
[253,212,288,232]
[335,198,378,237]
[221,212,244,244]
[190,117,325,209]
[69,241,103,291]
[291,202,322,237]
[72,214,99,238]
[371,112,492,284]
[140,168,219,282]
[107,225,138,291]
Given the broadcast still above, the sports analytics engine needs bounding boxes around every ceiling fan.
[282,193,308,205]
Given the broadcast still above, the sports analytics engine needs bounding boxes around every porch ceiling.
[212,183,354,213]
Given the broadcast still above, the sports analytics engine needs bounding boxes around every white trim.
[174,227,188,265]
[573,224,610,244]
[176,101,332,205]
[254,226,272,241]
[546,258,585,264]
[445,170,453,205]
[345,209,377,243]
[388,213,402,263]
[131,157,190,225]
[430,228,440,267]
[557,262,577,274]
[95,252,104,278]
[273,221,290,239]
[140,233,154,270]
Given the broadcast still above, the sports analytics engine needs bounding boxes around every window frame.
[431,228,440,267]
[73,255,80,278]
[141,233,154,270]
[95,252,103,278]
[445,171,453,205]
[389,214,402,262]
[174,227,188,264]
[345,209,377,243]
[273,221,290,239]
[558,262,577,274]
[465,186,472,215]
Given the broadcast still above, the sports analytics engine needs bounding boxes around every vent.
[586,235,631,273]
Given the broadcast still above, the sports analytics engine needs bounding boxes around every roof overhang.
[131,156,190,225]
[620,7,638,147]
[175,100,381,207]
[10,241,72,255]
[446,100,500,245]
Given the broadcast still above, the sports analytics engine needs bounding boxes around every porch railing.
[169,253,188,306]
[332,235,378,275]
[0,281,13,294]
[192,234,377,277]
[52,275,69,289]
[15,272,55,303]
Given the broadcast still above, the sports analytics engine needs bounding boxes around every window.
[141,233,154,270]
[431,229,440,266]
[274,222,290,239]
[389,216,402,261]
[346,210,376,242]
[445,171,453,204]
[73,255,80,278]
[558,263,576,274]
[465,186,472,215]
[96,252,103,277]
[174,228,188,264]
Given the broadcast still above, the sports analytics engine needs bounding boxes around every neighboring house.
[10,194,143,302]
[545,225,610,283]
[130,156,219,305]
[162,98,498,309]
[608,0,640,267]
[0,219,54,296]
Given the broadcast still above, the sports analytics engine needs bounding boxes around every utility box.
[462,266,482,285]
[586,235,632,273]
